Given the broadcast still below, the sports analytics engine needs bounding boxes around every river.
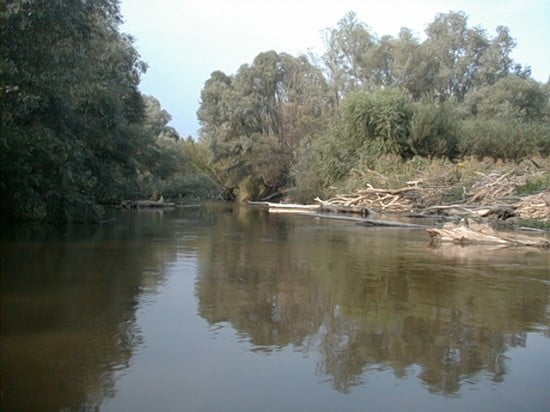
[1,203,549,411]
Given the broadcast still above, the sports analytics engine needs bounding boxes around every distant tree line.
[2,6,548,222]
[1,0,218,222]
[198,11,549,201]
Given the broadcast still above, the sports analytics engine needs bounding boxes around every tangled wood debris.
[314,183,419,213]
[466,171,518,204]
[249,165,549,248]
[515,191,550,221]
[314,170,549,222]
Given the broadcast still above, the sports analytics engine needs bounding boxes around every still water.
[1,204,549,411]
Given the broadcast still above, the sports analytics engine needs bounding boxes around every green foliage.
[511,219,550,230]
[341,88,413,158]
[458,119,541,161]
[291,140,328,203]
[322,11,375,103]
[7,4,544,219]
[1,0,146,222]
[238,175,264,201]
[0,1,219,222]
[515,174,550,195]
[197,11,547,203]
[464,76,548,121]
[135,173,220,201]
[197,51,331,200]
[532,122,550,156]
[410,99,460,159]
[291,129,353,202]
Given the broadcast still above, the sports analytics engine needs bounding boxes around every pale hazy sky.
[120,0,550,138]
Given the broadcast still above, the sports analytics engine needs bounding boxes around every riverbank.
[297,155,549,230]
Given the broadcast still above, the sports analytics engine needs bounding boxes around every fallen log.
[310,213,426,227]
[264,207,426,227]
[121,198,175,208]
[312,214,368,222]
[135,199,175,208]
[314,197,369,215]
[268,208,316,215]
[427,219,549,248]
[248,201,321,211]
[357,219,425,228]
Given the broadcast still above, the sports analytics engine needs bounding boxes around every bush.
[459,119,538,161]
[238,175,264,201]
[134,173,221,201]
[410,99,460,159]
[341,88,413,159]
[291,138,333,202]
[516,174,550,195]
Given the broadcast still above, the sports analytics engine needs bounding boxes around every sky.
[120,0,550,138]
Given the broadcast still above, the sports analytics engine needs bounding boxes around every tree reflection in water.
[196,206,550,395]
[0,210,186,411]
[2,205,547,409]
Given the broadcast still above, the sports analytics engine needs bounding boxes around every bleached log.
[310,213,425,227]
[427,219,549,248]
[356,219,425,228]
[268,208,316,214]
[314,197,369,215]
[248,201,320,210]
[121,198,175,208]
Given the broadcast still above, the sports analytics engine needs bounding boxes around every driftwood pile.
[315,170,549,222]
[515,191,550,221]
[315,182,421,213]
[466,171,521,204]
[428,219,549,249]
[249,190,549,249]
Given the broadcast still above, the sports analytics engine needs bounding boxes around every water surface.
[1,204,549,411]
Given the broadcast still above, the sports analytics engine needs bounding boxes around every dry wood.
[314,197,369,215]
[427,219,549,248]
[268,208,316,215]
[121,197,175,208]
[356,219,425,228]
[135,200,175,208]
[311,213,425,227]
[248,201,320,210]
[514,190,550,221]
[262,206,425,227]
[424,204,516,219]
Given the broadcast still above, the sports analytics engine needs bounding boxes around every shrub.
[238,175,263,201]
[410,99,460,159]
[459,119,538,161]
[341,88,413,159]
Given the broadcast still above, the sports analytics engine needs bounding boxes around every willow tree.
[423,11,530,101]
[322,11,375,105]
[198,51,331,199]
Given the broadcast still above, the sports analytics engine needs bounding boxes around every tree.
[422,11,529,101]
[341,88,413,159]
[322,11,375,105]
[468,76,547,121]
[423,11,490,101]
[1,0,146,221]
[197,51,331,199]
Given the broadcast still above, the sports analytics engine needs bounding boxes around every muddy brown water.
[1,203,549,411]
